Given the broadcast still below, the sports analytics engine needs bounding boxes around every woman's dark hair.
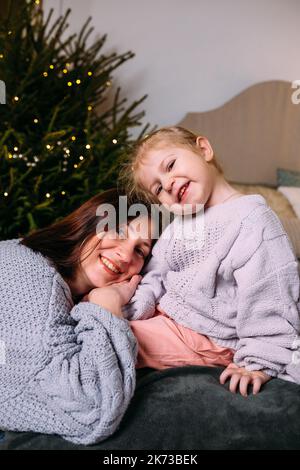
[21,188,156,280]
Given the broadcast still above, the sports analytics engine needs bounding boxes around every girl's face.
[138,138,216,213]
[78,216,153,293]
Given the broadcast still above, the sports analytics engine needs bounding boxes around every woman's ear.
[196,136,214,162]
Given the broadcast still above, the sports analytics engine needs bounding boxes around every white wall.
[44,0,300,132]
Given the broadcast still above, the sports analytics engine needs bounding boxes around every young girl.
[120,126,300,397]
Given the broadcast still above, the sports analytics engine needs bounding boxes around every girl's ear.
[196,136,214,162]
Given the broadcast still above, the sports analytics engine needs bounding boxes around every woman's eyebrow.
[128,225,152,248]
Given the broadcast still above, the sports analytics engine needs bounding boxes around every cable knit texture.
[124,195,300,383]
[0,240,138,445]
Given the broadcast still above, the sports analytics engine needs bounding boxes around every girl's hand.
[219,362,271,397]
[86,275,142,318]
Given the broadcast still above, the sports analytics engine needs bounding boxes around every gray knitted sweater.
[0,239,138,445]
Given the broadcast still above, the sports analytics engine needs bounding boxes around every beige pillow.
[231,183,297,219]
[279,217,300,259]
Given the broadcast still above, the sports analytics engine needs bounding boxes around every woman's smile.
[99,255,122,275]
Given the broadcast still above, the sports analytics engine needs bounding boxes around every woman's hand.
[219,362,271,397]
[86,275,142,318]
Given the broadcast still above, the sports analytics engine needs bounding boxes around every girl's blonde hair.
[119,126,224,204]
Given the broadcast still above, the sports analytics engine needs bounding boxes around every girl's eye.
[155,184,162,196]
[167,160,175,171]
[135,247,145,258]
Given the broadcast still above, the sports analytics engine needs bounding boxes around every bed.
[1,80,300,451]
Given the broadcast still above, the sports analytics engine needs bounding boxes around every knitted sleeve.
[122,239,168,320]
[232,209,300,379]
[33,301,138,445]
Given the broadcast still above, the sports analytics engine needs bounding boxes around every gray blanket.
[1,366,300,450]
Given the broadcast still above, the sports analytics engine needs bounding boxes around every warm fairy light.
[43,72,48,77]
[88,71,92,76]
[46,144,51,150]
[87,105,92,111]
[65,149,70,154]
[8,31,12,36]
[112,139,118,144]
[14,96,19,102]
[45,193,51,198]
[8,153,13,159]
[71,136,76,141]
[14,146,18,151]
[76,79,81,85]
[49,64,54,69]
[4,192,8,197]
[67,81,72,87]
[61,191,66,195]
[79,156,84,160]
[106,81,111,87]
[33,118,39,123]
[0,54,3,59]
[65,63,70,67]
[85,144,91,150]
[35,0,40,4]
[63,69,68,74]
[74,164,78,169]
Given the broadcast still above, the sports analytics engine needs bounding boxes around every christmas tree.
[0,0,150,239]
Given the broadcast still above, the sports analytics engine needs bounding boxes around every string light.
[87,105,92,111]
[65,63,70,67]
[13,96,19,102]
[14,146,18,151]
[74,164,78,169]
[76,79,81,85]
[8,31,12,36]
[85,144,91,150]
[71,136,76,141]
[67,81,72,87]
[112,139,118,144]
[49,64,54,69]
[88,71,92,76]
[35,0,40,4]
[0,54,4,59]
[46,144,51,150]
[43,72,48,77]
[63,69,68,74]
[61,191,66,195]
[8,153,13,159]
[106,81,111,87]
[57,141,62,146]
[4,192,8,197]
[33,118,39,124]
[45,193,51,198]
[79,156,84,160]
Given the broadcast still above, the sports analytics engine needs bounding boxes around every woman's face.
[78,216,153,292]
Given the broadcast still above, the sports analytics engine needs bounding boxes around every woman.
[0,189,153,445]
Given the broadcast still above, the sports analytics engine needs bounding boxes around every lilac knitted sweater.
[124,195,300,383]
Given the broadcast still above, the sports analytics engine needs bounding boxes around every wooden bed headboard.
[177,80,300,186]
